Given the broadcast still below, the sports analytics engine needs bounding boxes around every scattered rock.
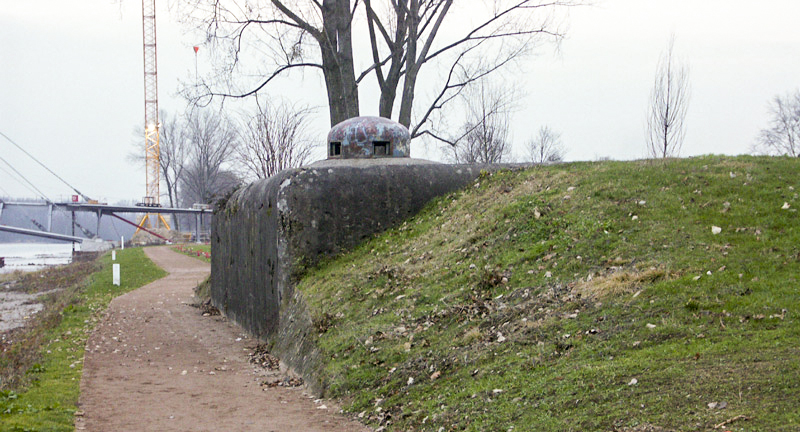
[707,401,728,410]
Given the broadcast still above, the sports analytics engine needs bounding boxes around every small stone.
[646,323,657,329]
[407,377,415,385]
[632,215,639,221]
[545,271,552,278]
[707,401,727,410]
[711,226,722,235]
[782,202,791,210]
[628,378,638,386]
[430,371,441,380]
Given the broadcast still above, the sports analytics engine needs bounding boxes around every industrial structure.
[138,0,170,231]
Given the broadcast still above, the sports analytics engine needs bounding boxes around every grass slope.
[296,156,799,432]
[172,244,211,263]
[0,248,166,431]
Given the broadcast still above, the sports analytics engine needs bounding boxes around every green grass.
[296,155,800,431]
[0,248,166,431]
[172,244,211,262]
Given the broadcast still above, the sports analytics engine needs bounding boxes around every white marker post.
[112,250,116,261]
[113,264,120,286]
[121,236,125,250]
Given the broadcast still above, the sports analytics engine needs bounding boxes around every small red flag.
[193,46,199,53]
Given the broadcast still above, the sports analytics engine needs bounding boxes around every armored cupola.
[327,116,410,159]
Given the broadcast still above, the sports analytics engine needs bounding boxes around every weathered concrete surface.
[211,161,507,394]
[326,116,410,158]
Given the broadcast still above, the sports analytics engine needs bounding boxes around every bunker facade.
[211,118,517,393]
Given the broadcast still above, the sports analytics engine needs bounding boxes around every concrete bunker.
[212,117,516,393]
[326,116,410,159]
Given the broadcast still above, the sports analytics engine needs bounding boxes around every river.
[0,242,78,274]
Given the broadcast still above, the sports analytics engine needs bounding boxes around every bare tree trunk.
[320,0,359,125]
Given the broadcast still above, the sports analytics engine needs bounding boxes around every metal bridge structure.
[0,201,211,244]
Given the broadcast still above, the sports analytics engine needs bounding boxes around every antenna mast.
[140,0,170,231]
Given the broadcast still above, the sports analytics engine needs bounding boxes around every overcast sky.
[1,0,798,203]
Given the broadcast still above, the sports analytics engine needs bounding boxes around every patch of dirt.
[77,246,370,431]
[0,289,60,332]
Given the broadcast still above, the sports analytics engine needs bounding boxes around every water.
[0,243,79,274]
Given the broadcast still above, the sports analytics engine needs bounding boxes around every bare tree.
[182,0,576,133]
[126,110,189,218]
[753,90,800,157]
[449,80,513,164]
[181,110,240,205]
[527,126,565,163]
[158,111,190,209]
[182,0,359,126]
[236,100,316,180]
[364,0,574,141]
[646,36,690,159]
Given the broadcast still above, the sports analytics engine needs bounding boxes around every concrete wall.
[211,161,495,392]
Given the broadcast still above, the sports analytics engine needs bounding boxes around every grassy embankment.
[0,248,165,431]
[173,244,211,263]
[172,245,212,300]
[296,155,799,431]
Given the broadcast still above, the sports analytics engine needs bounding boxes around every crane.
[138,0,171,232]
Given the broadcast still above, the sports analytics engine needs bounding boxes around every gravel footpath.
[77,246,369,431]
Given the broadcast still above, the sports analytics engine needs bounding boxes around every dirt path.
[77,246,370,431]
